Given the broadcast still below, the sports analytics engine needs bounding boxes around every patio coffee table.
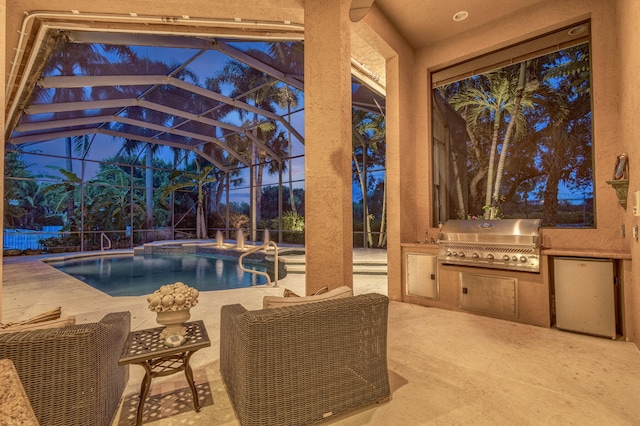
[118,320,210,425]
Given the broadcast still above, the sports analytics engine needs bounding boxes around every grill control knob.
[445,251,452,257]
[458,252,465,258]
[503,255,510,261]
[452,252,458,257]
[520,256,528,263]
[486,254,494,260]
[512,256,518,261]
[472,253,480,259]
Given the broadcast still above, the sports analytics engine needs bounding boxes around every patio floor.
[3,250,640,425]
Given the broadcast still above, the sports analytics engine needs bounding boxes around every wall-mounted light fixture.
[606,153,629,208]
[350,0,375,22]
[452,11,469,22]
[568,25,587,36]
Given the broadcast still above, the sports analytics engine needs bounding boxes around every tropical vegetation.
[3,38,388,253]
[434,43,593,227]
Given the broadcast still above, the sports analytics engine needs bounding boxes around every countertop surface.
[541,247,632,259]
[401,242,632,260]
[401,242,439,249]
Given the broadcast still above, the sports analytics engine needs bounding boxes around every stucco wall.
[396,0,638,341]
[617,0,640,344]
[414,0,624,250]
[360,6,417,301]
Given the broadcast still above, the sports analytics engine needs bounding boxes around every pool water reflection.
[49,253,267,296]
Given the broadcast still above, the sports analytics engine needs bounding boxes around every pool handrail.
[101,233,112,251]
[238,240,280,287]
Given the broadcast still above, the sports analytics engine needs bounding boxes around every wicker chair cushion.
[1,306,61,328]
[282,288,299,297]
[263,285,352,309]
[0,316,76,334]
[282,285,329,298]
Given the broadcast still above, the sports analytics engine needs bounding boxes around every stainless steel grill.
[438,219,542,273]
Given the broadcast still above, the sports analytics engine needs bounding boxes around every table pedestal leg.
[183,351,201,412]
[136,362,153,426]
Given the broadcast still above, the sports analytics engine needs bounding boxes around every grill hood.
[438,219,542,246]
[438,219,542,273]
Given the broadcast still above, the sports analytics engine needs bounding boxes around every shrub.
[229,213,250,230]
[282,212,305,231]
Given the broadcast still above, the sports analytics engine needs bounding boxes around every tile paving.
[3,248,640,425]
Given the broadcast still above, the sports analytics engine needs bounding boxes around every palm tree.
[160,160,217,239]
[283,89,302,215]
[432,90,471,218]
[203,132,245,231]
[448,73,511,215]
[37,37,133,225]
[535,45,591,225]
[539,125,577,226]
[4,151,33,228]
[440,44,589,223]
[447,66,537,218]
[113,59,199,232]
[267,42,304,215]
[488,61,533,218]
[352,108,386,247]
[41,167,83,231]
[208,44,301,237]
[86,168,146,232]
[15,180,49,229]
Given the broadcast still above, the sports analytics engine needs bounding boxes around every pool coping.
[39,240,288,281]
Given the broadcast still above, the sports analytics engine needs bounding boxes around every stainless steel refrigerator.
[553,257,616,339]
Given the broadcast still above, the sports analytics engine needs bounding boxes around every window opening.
[432,23,594,228]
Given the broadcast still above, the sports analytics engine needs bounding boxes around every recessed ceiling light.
[453,11,469,22]
[568,25,587,36]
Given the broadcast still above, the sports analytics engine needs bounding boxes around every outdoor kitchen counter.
[542,248,631,260]
[400,243,632,259]
[400,240,552,328]
[401,243,439,249]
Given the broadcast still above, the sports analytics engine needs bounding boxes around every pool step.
[279,254,388,275]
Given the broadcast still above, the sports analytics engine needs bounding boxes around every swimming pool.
[49,253,268,296]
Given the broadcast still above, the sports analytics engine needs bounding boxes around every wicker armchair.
[0,312,131,426]
[220,293,390,426]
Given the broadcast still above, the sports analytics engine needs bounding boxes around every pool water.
[49,253,267,296]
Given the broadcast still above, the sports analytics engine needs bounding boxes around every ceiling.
[3,0,551,170]
[374,0,548,49]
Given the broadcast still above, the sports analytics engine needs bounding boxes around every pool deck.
[3,246,640,425]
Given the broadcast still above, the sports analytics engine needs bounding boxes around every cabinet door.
[554,257,616,338]
[406,253,438,299]
[459,272,517,317]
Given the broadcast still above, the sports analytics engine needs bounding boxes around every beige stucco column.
[359,6,417,302]
[303,0,353,294]
[384,52,417,302]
